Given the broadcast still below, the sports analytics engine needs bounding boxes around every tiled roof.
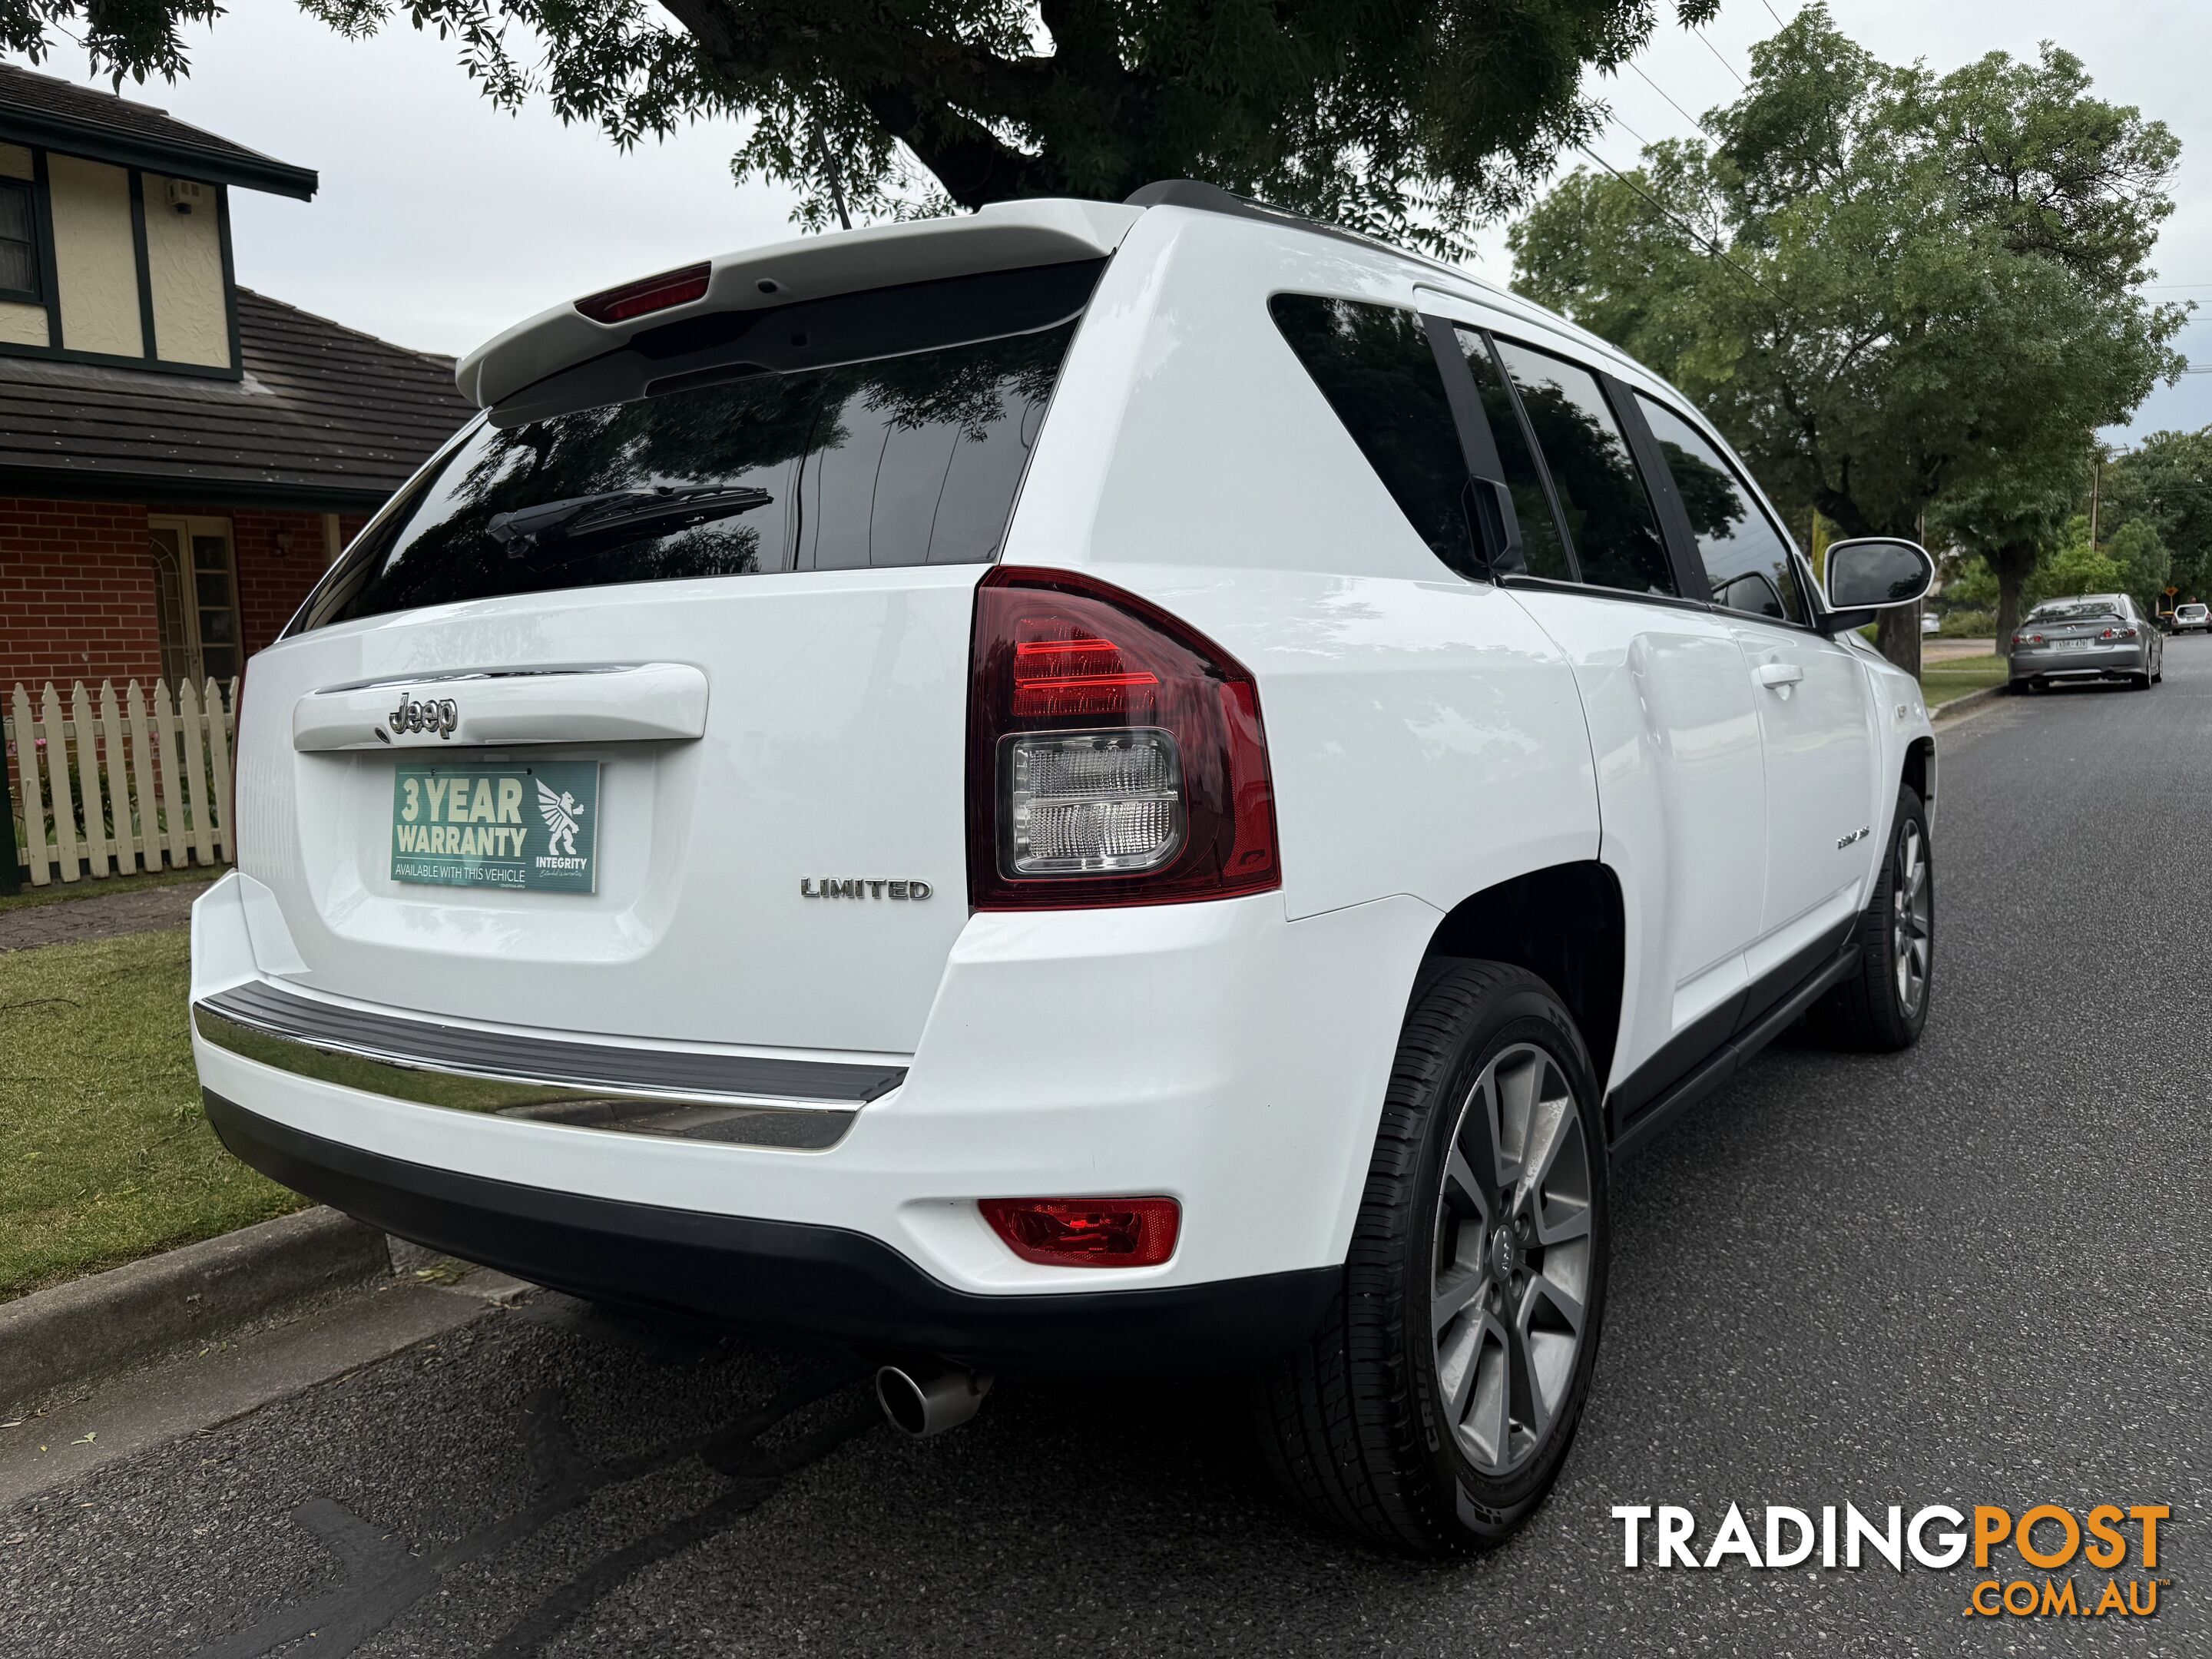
[0,289,474,508]
[0,62,316,198]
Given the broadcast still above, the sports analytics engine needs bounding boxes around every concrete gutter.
[0,1207,391,1412]
[1932,683,2008,723]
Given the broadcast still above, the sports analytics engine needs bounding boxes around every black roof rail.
[1122,178,1471,285]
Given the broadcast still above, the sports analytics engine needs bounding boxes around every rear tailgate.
[237,567,977,1054]
[233,250,1120,1057]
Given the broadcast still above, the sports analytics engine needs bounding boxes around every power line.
[1575,137,1786,306]
[1629,61,1707,134]
[1694,28,1750,89]
[1759,0,1789,25]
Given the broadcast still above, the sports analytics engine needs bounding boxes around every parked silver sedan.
[2009,594,2164,691]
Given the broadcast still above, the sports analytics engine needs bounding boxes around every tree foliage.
[1507,5,2187,666]
[2104,428,2212,607]
[4,0,1718,254]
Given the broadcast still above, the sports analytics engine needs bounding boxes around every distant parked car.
[1921,609,1941,636]
[2010,594,2164,691]
[2173,602,2209,634]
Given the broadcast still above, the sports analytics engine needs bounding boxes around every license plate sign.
[390,761,600,893]
[2055,639,2086,651]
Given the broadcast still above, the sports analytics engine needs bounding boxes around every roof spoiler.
[454,197,1143,409]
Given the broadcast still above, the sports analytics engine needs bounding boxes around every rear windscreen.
[292,261,1104,633]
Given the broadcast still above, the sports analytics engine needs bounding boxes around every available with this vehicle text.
[191,182,1941,1553]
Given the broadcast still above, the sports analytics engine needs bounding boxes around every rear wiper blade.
[486,485,773,554]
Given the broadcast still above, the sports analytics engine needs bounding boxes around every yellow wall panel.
[46,153,143,358]
[0,144,31,181]
[142,175,230,366]
[0,299,45,345]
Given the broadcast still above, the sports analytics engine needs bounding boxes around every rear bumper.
[192,871,1440,1338]
[204,1088,1334,1372]
[2008,644,2144,680]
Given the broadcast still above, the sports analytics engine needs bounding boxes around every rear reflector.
[575,262,711,325]
[980,1197,1181,1267]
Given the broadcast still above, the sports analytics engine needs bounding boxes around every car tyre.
[1807,783,1932,1052]
[1251,960,1608,1556]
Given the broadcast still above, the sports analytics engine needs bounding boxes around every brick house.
[0,64,472,690]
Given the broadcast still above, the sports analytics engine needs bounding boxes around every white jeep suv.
[190,180,1938,1555]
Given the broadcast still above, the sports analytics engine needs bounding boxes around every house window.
[0,178,38,300]
[148,516,242,685]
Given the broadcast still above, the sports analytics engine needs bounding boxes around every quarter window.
[1450,329,1571,581]
[1637,396,1805,624]
[1270,294,1480,581]
[1492,339,1676,597]
[0,179,37,298]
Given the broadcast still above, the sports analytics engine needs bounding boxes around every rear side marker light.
[980,1197,1181,1267]
[968,567,1280,909]
[575,262,711,325]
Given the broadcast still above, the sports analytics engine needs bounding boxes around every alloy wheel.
[1431,1044,1593,1476]
[1891,819,1932,1016]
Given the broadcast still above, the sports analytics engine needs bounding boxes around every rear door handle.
[293,663,709,751]
[1753,661,1804,690]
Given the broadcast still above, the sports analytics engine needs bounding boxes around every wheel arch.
[1421,862,1625,1093]
[1902,734,1935,828]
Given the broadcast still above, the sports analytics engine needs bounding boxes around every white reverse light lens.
[1003,729,1184,875]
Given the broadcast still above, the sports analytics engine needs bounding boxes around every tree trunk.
[1876,606,1922,675]
[1989,541,2039,664]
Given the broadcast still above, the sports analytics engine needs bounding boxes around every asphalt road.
[6,644,2211,1657]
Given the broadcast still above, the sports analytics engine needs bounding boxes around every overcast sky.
[18,0,2210,440]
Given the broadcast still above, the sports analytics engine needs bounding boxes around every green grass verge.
[0,928,303,1301]
[0,863,217,915]
[1919,653,2012,707]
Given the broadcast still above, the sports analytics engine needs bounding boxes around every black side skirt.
[1605,934,1863,1163]
[203,1091,1336,1376]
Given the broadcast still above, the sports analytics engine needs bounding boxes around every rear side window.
[1270,295,1479,580]
[1492,339,1676,597]
[1450,329,1571,581]
[1637,396,1805,623]
[293,263,1100,632]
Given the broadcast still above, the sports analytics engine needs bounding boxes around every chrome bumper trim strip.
[191,981,901,1151]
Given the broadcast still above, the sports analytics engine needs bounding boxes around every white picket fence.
[4,677,239,887]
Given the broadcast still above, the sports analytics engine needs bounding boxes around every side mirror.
[1826,537,1934,608]
[1820,537,1935,635]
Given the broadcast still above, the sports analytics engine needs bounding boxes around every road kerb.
[0,1207,391,1412]
[1931,683,2007,723]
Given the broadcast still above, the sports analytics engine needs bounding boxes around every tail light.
[2013,633,2042,646]
[2100,626,2138,641]
[574,262,710,324]
[980,1197,1181,1267]
[227,663,247,867]
[966,566,1279,909]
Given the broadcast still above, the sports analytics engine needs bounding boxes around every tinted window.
[1270,295,1479,580]
[0,180,33,295]
[1452,329,1571,581]
[1637,396,1804,623]
[2028,599,2122,623]
[1492,340,1675,596]
[295,269,1093,631]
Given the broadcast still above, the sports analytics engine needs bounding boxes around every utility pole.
[2089,439,2103,549]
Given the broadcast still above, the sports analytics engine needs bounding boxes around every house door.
[148,516,241,685]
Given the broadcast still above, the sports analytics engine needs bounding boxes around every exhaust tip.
[875,1364,992,1439]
